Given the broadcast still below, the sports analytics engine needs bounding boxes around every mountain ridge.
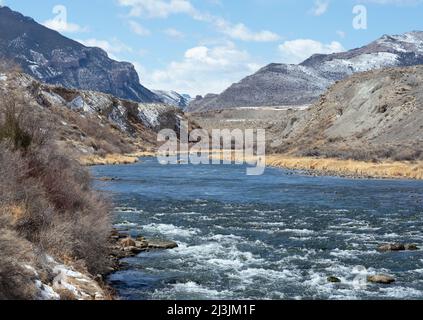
[0,6,161,103]
[187,31,423,112]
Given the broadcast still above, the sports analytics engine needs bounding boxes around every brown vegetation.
[0,86,112,299]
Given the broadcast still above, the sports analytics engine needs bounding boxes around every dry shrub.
[0,85,112,293]
[0,210,37,300]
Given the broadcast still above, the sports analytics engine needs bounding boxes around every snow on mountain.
[187,31,423,112]
[154,90,193,109]
[0,6,161,103]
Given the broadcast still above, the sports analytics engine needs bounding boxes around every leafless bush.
[0,87,113,286]
[0,210,37,300]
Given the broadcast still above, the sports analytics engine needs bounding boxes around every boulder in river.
[120,237,136,248]
[404,244,419,251]
[327,276,341,283]
[147,239,178,249]
[367,275,395,284]
[377,243,419,252]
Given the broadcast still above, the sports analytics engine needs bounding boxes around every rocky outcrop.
[154,90,192,109]
[109,232,178,265]
[187,31,423,112]
[0,6,160,103]
[0,71,185,159]
[269,65,423,162]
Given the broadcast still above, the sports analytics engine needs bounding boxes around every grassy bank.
[266,155,423,180]
[207,151,423,179]
[79,151,157,166]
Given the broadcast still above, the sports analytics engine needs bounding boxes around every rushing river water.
[91,158,423,300]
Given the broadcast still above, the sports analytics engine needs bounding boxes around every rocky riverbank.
[107,228,178,286]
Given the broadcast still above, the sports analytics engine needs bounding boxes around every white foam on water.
[152,281,233,299]
[378,286,423,299]
[280,229,315,235]
[114,221,138,228]
[329,249,377,259]
[142,223,201,238]
[170,242,264,271]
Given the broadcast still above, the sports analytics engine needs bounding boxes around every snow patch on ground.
[31,255,106,300]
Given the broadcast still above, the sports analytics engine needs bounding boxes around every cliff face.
[0,6,160,103]
[188,31,423,112]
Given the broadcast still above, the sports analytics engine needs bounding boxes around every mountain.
[0,6,160,103]
[153,90,193,109]
[269,65,423,161]
[187,31,423,112]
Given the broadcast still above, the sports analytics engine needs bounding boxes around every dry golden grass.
[127,150,157,158]
[266,155,423,180]
[79,154,140,166]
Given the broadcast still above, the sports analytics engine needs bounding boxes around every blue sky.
[1,0,423,95]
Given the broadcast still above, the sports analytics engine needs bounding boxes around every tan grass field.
[266,155,423,180]
[81,150,423,179]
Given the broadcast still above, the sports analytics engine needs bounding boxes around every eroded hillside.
[0,70,185,163]
[272,65,423,161]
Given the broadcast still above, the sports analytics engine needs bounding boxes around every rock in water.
[377,243,406,252]
[327,276,341,283]
[147,239,178,249]
[378,243,419,252]
[404,244,419,251]
[367,275,396,284]
[120,237,136,248]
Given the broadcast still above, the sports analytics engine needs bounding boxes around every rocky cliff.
[0,6,160,103]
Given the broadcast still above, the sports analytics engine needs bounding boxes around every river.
[91,158,423,300]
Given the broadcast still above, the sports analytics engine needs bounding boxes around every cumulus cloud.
[278,39,345,64]
[43,18,88,33]
[117,0,279,42]
[118,0,195,18]
[213,18,280,42]
[43,5,88,33]
[78,38,133,60]
[141,42,262,95]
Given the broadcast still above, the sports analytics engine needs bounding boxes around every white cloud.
[336,30,346,38]
[43,19,88,33]
[164,28,185,38]
[278,39,345,64]
[43,5,88,33]
[213,18,280,42]
[141,42,262,95]
[78,38,133,60]
[118,0,195,18]
[310,0,330,16]
[117,0,279,42]
[128,20,151,36]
